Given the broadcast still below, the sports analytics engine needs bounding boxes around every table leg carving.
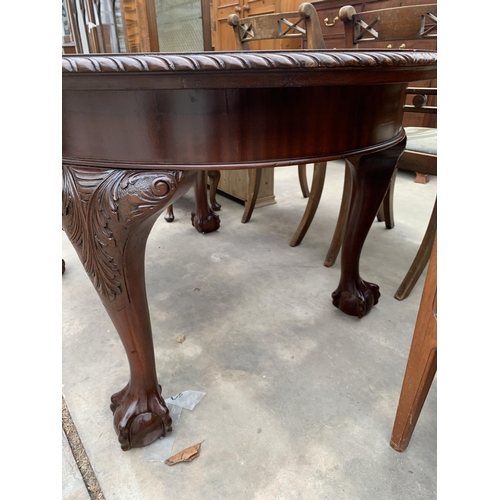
[62,164,197,450]
[332,138,407,318]
[191,170,221,233]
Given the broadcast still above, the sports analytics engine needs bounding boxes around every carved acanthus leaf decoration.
[62,165,185,307]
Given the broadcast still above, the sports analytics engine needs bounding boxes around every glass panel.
[113,0,127,52]
[155,0,204,52]
[62,0,71,36]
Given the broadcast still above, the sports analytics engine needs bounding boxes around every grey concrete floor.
[62,161,437,500]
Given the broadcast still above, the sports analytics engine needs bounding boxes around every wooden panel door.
[212,0,292,50]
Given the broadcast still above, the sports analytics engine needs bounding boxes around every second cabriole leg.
[332,138,406,318]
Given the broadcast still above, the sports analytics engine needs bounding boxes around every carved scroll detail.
[62,165,187,307]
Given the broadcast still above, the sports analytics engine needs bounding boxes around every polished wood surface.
[226,2,326,222]
[390,236,437,451]
[309,0,437,129]
[300,4,437,302]
[62,49,437,450]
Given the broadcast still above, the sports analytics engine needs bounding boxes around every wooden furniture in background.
[213,0,305,51]
[63,0,221,233]
[323,4,437,302]
[212,0,305,210]
[227,2,326,223]
[308,0,437,131]
[393,87,437,300]
[62,49,436,450]
[291,3,437,301]
[390,236,437,452]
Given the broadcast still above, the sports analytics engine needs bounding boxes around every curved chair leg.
[390,236,437,451]
[164,205,175,222]
[207,170,221,211]
[289,162,327,247]
[379,168,397,229]
[298,164,310,198]
[241,168,263,223]
[324,162,352,267]
[394,198,437,301]
[376,205,385,222]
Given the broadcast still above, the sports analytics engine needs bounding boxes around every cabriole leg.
[62,164,197,450]
[332,138,406,318]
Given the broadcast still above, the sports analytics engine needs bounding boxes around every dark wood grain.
[62,49,437,449]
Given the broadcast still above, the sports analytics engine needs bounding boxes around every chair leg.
[376,205,385,222]
[323,162,352,267]
[164,205,174,222]
[241,168,263,223]
[390,237,437,452]
[414,172,429,184]
[289,162,327,247]
[298,164,310,198]
[394,198,437,301]
[207,170,221,211]
[379,168,397,229]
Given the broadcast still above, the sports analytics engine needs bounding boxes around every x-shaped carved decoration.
[354,18,379,43]
[238,22,255,41]
[278,17,306,37]
[420,12,437,37]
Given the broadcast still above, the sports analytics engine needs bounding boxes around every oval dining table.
[62,49,437,451]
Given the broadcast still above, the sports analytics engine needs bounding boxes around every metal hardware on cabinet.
[387,43,392,48]
[234,6,241,12]
[243,4,250,11]
[324,16,338,27]
[399,43,406,48]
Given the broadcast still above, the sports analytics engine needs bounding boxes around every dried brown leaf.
[165,441,203,466]
[176,334,186,343]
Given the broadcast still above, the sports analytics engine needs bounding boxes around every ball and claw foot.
[211,199,221,211]
[191,210,220,233]
[110,383,172,451]
[331,279,381,318]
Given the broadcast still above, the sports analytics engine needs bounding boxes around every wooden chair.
[227,2,327,223]
[390,235,437,451]
[164,170,221,223]
[296,3,437,301]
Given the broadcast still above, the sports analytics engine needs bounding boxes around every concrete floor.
[62,161,437,500]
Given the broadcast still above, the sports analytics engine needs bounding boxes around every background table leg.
[332,137,406,318]
[191,170,221,233]
[62,165,197,450]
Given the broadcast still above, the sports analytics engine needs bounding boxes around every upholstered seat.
[406,127,437,155]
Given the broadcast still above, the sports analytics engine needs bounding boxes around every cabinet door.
[213,0,285,51]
